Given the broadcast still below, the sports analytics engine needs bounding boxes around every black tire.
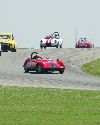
[56,43,59,48]
[36,65,42,73]
[92,44,94,48]
[11,49,16,52]
[80,46,84,48]
[2,49,8,52]
[0,51,1,56]
[44,46,46,49]
[59,69,64,74]
[11,44,16,52]
[60,44,62,48]
[24,64,29,73]
[40,45,43,49]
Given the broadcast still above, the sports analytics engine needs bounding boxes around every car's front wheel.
[60,44,62,48]
[40,45,43,49]
[0,51,1,56]
[59,69,64,74]
[36,64,42,73]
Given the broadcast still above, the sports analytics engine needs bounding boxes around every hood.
[78,42,89,45]
[36,59,63,68]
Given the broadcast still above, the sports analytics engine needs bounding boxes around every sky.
[0,0,100,48]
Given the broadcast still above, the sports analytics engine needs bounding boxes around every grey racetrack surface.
[0,48,100,90]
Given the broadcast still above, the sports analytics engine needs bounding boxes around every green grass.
[81,58,100,76]
[0,86,100,125]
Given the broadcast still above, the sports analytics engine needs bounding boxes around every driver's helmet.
[53,32,60,38]
[35,53,40,57]
[54,32,59,34]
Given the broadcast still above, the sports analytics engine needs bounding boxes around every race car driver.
[32,53,42,59]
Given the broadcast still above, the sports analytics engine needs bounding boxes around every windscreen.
[0,35,11,39]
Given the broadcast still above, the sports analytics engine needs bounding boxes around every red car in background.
[23,52,65,74]
[75,38,94,48]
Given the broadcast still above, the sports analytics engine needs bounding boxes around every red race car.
[75,38,94,48]
[23,52,65,74]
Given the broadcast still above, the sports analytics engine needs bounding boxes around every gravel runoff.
[0,48,100,90]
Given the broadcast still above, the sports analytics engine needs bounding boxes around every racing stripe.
[49,38,52,43]
[46,39,49,44]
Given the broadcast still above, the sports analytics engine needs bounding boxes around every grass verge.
[81,58,100,76]
[0,86,100,125]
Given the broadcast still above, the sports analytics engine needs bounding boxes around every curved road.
[0,48,100,90]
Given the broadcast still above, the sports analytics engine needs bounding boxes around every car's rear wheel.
[44,46,46,49]
[59,69,64,74]
[24,64,29,73]
[0,51,1,56]
[56,43,59,48]
[36,65,42,73]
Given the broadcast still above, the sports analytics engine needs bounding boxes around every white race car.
[40,32,63,49]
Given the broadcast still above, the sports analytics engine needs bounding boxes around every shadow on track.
[24,71,59,74]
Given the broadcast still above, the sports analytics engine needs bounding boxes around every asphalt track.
[0,48,100,90]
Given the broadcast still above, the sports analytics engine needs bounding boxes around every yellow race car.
[0,32,17,52]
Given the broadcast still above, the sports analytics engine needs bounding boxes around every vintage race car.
[75,38,94,48]
[40,32,63,49]
[23,52,65,74]
[0,32,17,52]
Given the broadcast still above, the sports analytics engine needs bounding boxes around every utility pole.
[74,27,78,43]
